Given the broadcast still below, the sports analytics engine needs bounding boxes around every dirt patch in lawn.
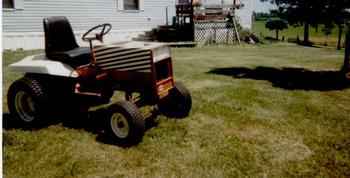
[269,139,313,163]
[224,125,313,163]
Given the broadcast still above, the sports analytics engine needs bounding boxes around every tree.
[343,23,350,76]
[322,23,334,46]
[265,19,288,40]
[323,0,350,50]
[261,0,327,45]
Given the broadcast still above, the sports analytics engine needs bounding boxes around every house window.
[3,0,14,9]
[124,0,139,10]
[3,0,24,10]
[118,0,143,11]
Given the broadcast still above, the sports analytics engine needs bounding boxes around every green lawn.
[253,20,346,48]
[3,44,350,178]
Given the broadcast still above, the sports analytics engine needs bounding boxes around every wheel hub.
[14,91,36,122]
[111,113,130,139]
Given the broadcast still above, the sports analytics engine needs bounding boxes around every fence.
[194,21,239,45]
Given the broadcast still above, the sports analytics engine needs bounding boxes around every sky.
[254,0,277,13]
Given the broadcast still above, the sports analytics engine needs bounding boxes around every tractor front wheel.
[158,82,192,118]
[105,101,145,146]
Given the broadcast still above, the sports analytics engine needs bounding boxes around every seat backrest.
[43,16,79,56]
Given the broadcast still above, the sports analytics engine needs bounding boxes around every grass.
[3,44,350,177]
[253,20,346,48]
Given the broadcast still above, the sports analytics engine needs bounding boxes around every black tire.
[7,77,49,127]
[158,82,192,118]
[105,101,145,146]
[345,71,350,80]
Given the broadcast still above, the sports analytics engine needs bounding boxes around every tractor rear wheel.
[105,101,145,146]
[158,82,192,118]
[7,77,49,127]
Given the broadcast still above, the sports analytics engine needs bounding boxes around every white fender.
[9,54,79,78]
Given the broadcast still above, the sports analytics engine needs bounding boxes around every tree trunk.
[337,24,343,50]
[343,23,350,74]
[304,22,310,44]
[276,29,279,40]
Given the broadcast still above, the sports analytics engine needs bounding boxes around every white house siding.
[235,0,254,29]
[3,0,176,50]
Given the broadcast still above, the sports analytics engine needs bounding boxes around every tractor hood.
[95,41,171,63]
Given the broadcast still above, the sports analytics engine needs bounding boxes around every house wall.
[235,0,254,29]
[3,0,176,50]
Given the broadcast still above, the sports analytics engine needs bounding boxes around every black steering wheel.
[82,23,112,42]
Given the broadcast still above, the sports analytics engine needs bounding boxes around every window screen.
[3,0,14,8]
[124,0,139,10]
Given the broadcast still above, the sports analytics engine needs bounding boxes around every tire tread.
[106,101,145,146]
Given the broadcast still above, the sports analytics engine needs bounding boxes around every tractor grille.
[94,46,152,72]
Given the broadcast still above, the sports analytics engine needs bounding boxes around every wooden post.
[232,0,240,45]
[166,6,169,26]
[233,17,241,45]
[190,0,195,41]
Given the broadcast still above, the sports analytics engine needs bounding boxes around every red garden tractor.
[7,16,192,146]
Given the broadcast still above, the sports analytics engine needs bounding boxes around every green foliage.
[265,19,288,40]
[261,0,350,44]
[254,20,346,47]
[265,19,288,31]
[322,0,350,49]
[322,23,335,36]
[261,0,326,24]
[253,12,277,21]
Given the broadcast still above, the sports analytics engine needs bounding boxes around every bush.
[265,19,288,40]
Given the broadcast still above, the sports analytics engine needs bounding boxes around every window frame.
[3,0,24,11]
[3,0,15,10]
[117,0,144,12]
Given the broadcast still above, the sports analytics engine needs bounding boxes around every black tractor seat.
[47,47,91,68]
[43,16,91,68]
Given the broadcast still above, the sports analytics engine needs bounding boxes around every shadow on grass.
[208,66,350,91]
[3,108,159,147]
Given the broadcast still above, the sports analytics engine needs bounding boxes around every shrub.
[265,19,288,40]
